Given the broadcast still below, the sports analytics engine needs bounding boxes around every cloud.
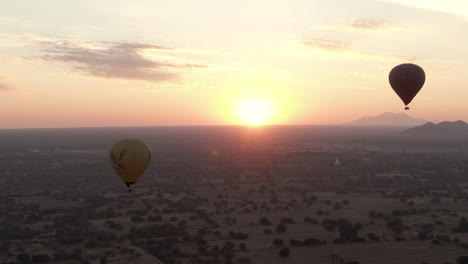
[0,82,12,90]
[381,0,468,19]
[293,38,418,62]
[0,17,43,29]
[348,19,386,30]
[38,41,206,82]
[302,38,350,51]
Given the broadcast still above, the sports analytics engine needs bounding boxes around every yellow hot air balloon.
[109,138,151,191]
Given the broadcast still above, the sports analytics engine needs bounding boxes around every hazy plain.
[1,126,468,264]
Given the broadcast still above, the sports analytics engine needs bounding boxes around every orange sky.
[1,0,468,128]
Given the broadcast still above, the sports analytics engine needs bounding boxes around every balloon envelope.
[389,63,425,107]
[109,138,151,189]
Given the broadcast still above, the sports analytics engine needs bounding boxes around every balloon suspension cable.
[405,106,410,110]
[125,182,134,193]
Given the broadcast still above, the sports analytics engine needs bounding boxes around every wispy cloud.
[0,17,44,28]
[0,82,12,90]
[348,19,386,30]
[37,41,207,82]
[381,0,468,19]
[302,37,349,51]
[282,39,418,62]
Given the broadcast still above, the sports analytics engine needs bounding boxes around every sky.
[1,0,468,128]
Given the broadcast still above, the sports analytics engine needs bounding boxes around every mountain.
[401,120,468,139]
[346,112,428,127]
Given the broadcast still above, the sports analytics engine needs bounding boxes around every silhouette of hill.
[402,120,468,140]
[346,112,427,127]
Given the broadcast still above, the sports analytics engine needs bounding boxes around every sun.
[236,100,275,126]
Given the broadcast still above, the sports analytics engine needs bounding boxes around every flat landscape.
[1,126,468,264]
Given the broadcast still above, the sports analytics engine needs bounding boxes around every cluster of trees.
[304,216,319,224]
[228,231,248,240]
[15,248,84,264]
[280,217,295,225]
[291,237,326,247]
[278,248,290,258]
[0,226,40,241]
[458,256,468,264]
[273,237,326,248]
[56,229,86,245]
[16,253,51,263]
[192,241,247,264]
[104,219,123,230]
[335,221,364,243]
[386,218,405,234]
[367,232,380,242]
[258,217,271,226]
[392,207,430,217]
[128,223,182,239]
[317,218,365,243]
[453,217,468,233]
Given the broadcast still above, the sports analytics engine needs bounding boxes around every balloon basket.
[404,106,409,110]
[125,182,135,193]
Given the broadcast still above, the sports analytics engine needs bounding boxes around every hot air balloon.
[109,138,151,192]
[389,63,425,110]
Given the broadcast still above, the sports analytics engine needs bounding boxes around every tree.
[223,251,235,264]
[386,217,404,234]
[85,240,97,249]
[417,231,429,240]
[31,254,50,263]
[198,247,207,255]
[228,231,248,240]
[239,243,247,251]
[278,248,290,258]
[100,256,107,264]
[322,219,337,231]
[367,233,380,242]
[303,237,325,246]
[454,217,468,233]
[276,224,287,233]
[130,215,145,223]
[16,253,30,264]
[304,217,318,224]
[280,218,295,225]
[338,220,362,242]
[259,217,272,226]
[289,239,303,247]
[273,239,284,247]
[457,256,468,264]
[237,257,253,264]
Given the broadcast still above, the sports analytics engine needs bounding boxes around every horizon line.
[0,123,425,130]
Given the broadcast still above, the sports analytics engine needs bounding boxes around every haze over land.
[2,126,468,264]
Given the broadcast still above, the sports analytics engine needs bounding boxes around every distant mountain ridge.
[346,112,428,127]
[402,120,468,139]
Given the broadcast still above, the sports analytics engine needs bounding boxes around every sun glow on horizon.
[236,100,276,126]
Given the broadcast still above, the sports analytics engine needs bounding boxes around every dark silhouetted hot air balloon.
[389,63,425,110]
[109,138,151,192]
